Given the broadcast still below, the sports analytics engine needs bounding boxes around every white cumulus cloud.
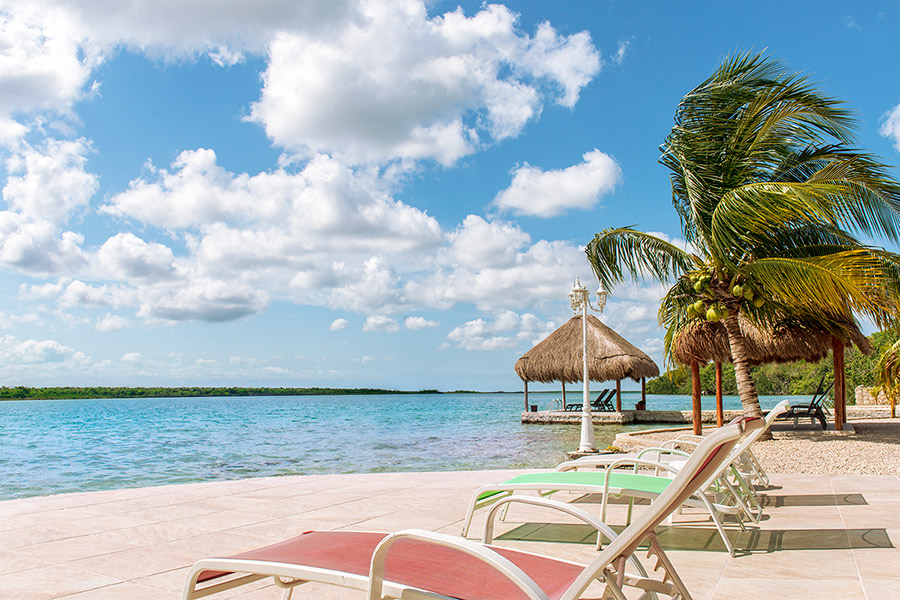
[3,138,98,223]
[447,310,555,350]
[880,103,900,153]
[363,315,400,332]
[96,233,175,281]
[330,318,349,331]
[248,1,600,165]
[0,334,87,365]
[405,316,438,330]
[493,149,622,217]
[96,314,131,332]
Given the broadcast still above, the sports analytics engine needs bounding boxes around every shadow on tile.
[761,494,867,507]
[496,523,893,553]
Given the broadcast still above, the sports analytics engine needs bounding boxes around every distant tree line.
[646,330,899,403]
[0,386,443,400]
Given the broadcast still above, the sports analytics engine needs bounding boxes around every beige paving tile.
[57,581,163,600]
[720,548,859,580]
[839,502,900,529]
[96,521,214,546]
[57,513,157,536]
[709,577,866,599]
[67,545,198,580]
[122,502,221,524]
[0,525,80,550]
[165,508,276,533]
[0,549,50,576]
[851,547,900,581]
[861,580,900,600]
[130,566,191,594]
[15,535,141,563]
[0,564,121,599]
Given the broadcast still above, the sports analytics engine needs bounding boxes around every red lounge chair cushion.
[198,530,585,600]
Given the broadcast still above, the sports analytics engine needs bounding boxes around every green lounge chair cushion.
[477,471,671,501]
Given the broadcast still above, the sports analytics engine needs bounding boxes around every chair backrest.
[723,399,789,463]
[575,417,762,582]
[591,389,613,409]
[810,380,834,408]
[766,399,791,425]
[805,374,834,408]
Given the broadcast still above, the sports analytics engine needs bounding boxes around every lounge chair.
[565,388,615,412]
[461,419,767,557]
[182,417,759,600]
[659,399,791,490]
[777,376,833,430]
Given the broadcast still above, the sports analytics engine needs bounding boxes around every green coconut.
[693,300,706,313]
[687,305,698,319]
[753,296,765,308]
[706,307,721,322]
[743,287,754,301]
[732,284,743,297]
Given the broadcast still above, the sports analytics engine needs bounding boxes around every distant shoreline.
[0,386,509,401]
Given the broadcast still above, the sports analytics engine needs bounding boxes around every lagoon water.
[1,392,796,500]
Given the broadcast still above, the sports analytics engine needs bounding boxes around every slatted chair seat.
[195,530,585,600]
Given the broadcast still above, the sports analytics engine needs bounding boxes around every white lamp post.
[569,277,609,453]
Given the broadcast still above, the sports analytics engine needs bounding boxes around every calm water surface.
[0,392,795,500]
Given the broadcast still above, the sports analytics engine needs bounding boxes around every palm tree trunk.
[722,314,764,419]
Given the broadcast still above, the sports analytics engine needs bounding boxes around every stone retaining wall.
[856,386,891,406]
[521,405,894,425]
[521,410,743,424]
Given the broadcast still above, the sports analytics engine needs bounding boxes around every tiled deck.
[1,469,898,599]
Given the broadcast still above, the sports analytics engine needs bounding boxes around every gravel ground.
[753,418,900,475]
[626,418,900,475]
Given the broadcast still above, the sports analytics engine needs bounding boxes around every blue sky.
[0,0,898,391]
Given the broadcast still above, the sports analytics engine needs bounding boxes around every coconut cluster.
[684,271,765,323]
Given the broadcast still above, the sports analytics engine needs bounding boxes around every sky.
[0,0,898,392]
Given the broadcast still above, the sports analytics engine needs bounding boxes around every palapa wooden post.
[524,381,529,412]
[691,359,702,435]
[561,382,566,406]
[616,379,622,412]
[833,337,845,431]
[715,362,724,427]
[641,378,646,405]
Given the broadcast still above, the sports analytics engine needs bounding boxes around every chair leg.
[731,467,764,523]
[699,494,737,556]
[744,449,768,487]
[647,533,695,600]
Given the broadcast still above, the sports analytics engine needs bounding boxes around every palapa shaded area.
[671,317,873,366]
[515,314,659,384]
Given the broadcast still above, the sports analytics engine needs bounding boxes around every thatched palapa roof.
[672,317,873,366]
[515,314,660,384]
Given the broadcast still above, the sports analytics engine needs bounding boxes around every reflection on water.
[0,392,799,500]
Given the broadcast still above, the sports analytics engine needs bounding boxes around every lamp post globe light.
[569,277,609,453]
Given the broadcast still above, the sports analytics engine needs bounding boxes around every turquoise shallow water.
[0,392,797,500]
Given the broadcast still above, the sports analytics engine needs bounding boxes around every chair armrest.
[368,529,550,600]
[636,447,691,460]
[661,438,701,450]
[604,457,682,476]
[481,496,619,546]
[557,454,631,471]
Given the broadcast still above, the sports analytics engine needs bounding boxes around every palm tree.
[586,52,900,418]
[876,338,900,418]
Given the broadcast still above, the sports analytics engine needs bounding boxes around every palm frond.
[585,227,698,291]
[744,252,900,326]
